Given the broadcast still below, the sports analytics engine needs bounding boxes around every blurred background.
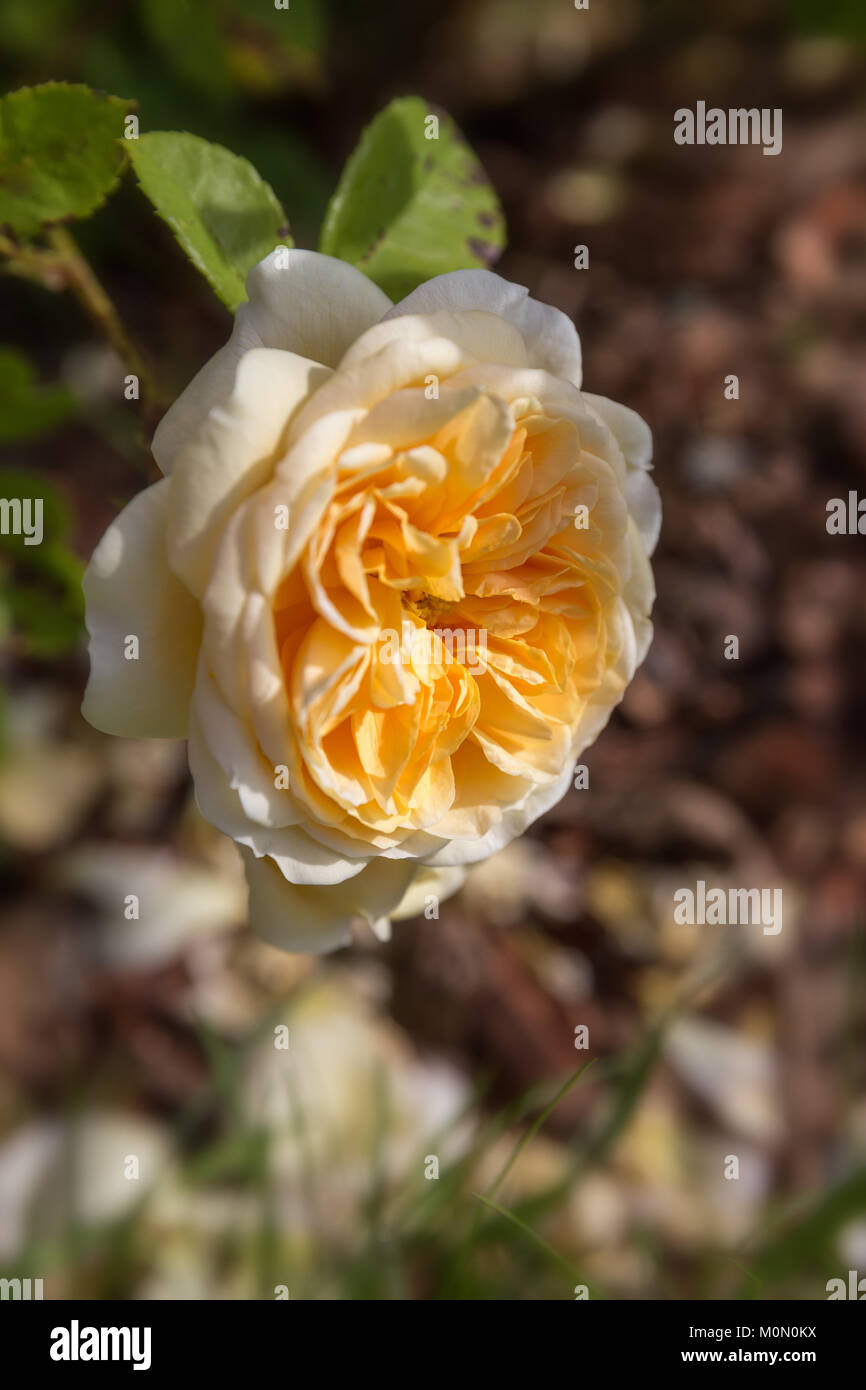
[1,0,865,1300]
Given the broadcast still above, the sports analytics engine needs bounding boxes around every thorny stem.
[0,226,168,431]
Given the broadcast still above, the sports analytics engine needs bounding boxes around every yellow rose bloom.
[83,252,659,951]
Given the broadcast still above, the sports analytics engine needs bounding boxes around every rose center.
[402,591,459,628]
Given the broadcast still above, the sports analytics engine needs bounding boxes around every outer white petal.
[582,392,661,556]
[152,329,259,477]
[152,250,392,473]
[167,347,331,597]
[623,467,662,557]
[391,866,467,922]
[418,762,576,868]
[82,479,201,738]
[190,705,369,887]
[241,850,414,954]
[337,308,530,374]
[623,518,656,666]
[582,393,652,471]
[384,269,582,387]
[243,250,393,369]
[191,660,300,831]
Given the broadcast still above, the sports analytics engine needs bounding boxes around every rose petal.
[167,348,331,597]
[583,392,661,555]
[384,269,582,387]
[82,479,201,738]
[338,308,530,374]
[241,848,414,952]
[391,865,467,921]
[582,392,653,471]
[152,250,392,473]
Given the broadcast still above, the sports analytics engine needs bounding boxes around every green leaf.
[128,131,292,312]
[0,83,133,238]
[0,349,75,443]
[319,96,506,300]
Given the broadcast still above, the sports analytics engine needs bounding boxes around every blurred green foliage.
[792,0,866,41]
[2,995,862,1300]
[0,349,75,444]
[0,464,83,658]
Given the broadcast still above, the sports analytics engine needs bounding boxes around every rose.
[83,251,659,952]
